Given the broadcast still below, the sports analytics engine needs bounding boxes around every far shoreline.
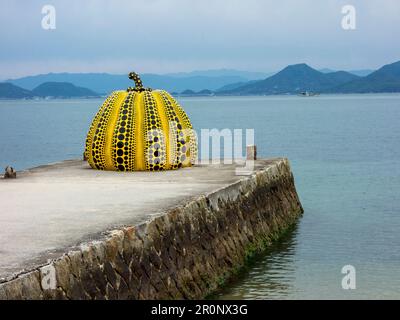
[1,92,400,101]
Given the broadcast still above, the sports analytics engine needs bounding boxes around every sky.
[0,0,399,80]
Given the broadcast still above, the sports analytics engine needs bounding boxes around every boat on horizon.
[299,91,320,97]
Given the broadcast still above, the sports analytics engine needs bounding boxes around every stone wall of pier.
[0,158,303,300]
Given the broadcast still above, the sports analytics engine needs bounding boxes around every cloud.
[1,0,399,79]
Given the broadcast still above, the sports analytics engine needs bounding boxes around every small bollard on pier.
[246,145,257,160]
[236,145,257,176]
[4,166,16,179]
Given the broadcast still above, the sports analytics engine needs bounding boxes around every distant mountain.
[4,62,398,98]
[197,89,213,95]
[216,80,259,92]
[180,89,196,95]
[222,64,360,95]
[320,68,374,77]
[329,60,400,93]
[0,83,33,99]
[326,71,361,84]
[7,72,253,94]
[177,89,215,96]
[9,73,126,95]
[319,68,336,74]
[165,69,273,80]
[346,69,375,77]
[141,74,245,92]
[32,82,99,98]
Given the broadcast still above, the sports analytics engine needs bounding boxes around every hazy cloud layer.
[1,0,399,79]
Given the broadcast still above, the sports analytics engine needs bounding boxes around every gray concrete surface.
[0,159,277,280]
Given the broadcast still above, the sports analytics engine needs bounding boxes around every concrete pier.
[0,158,303,299]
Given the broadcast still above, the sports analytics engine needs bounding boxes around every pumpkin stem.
[128,72,144,91]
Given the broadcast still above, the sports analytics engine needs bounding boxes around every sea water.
[1,94,399,299]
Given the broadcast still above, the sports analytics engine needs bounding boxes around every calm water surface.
[0,94,399,299]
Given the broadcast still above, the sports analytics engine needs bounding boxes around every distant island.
[3,69,268,96]
[218,60,400,95]
[0,82,100,99]
[1,60,399,99]
[218,64,359,95]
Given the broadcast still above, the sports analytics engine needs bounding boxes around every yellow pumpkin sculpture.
[85,72,197,171]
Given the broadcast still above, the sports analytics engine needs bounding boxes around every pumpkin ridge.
[104,91,127,170]
[134,92,145,170]
[127,92,138,171]
[159,90,185,169]
[90,92,119,169]
[153,90,172,170]
[167,93,198,165]
[112,91,136,171]
[143,91,166,171]
[85,94,113,164]
[165,92,192,167]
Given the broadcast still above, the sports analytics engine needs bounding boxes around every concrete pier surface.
[0,158,303,299]
[0,159,281,281]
